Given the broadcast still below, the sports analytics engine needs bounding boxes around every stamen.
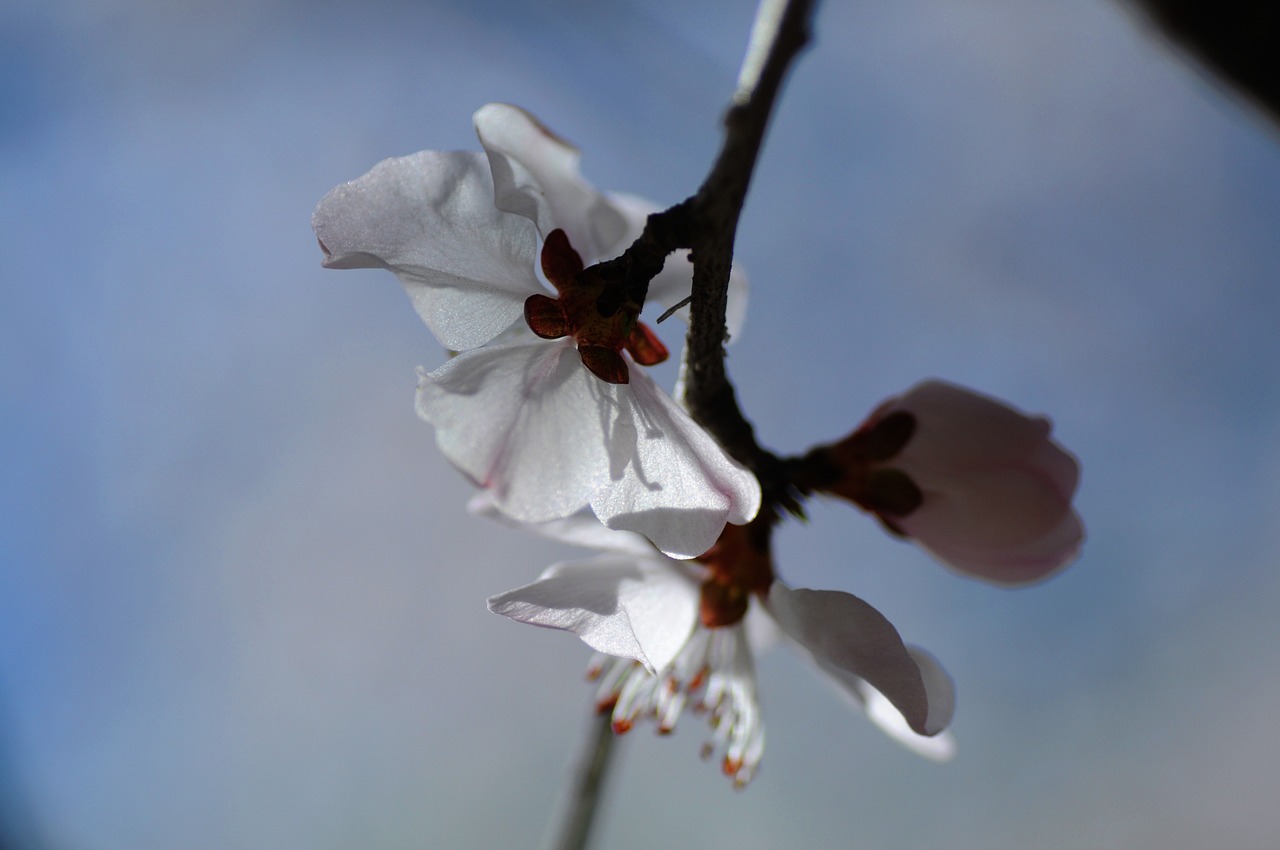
[583,624,765,786]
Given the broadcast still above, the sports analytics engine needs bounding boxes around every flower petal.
[888,382,1080,505]
[902,507,1085,585]
[466,492,661,558]
[764,583,942,737]
[861,648,957,761]
[473,103,626,262]
[592,367,762,559]
[487,556,699,674]
[416,337,612,522]
[896,464,1072,549]
[312,150,541,351]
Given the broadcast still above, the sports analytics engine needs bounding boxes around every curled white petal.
[593,367,762,559]
[466,493,658,558]
[487,556,699,674]
[473,103,626,262]
[764,582,942,737]
[312,150,541,351]
[861,647,957,761]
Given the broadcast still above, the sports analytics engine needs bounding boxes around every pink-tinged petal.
[312,151,541,351]
[610,192,750,343]
[895,465,1070,550]
[473,104,626,262]
[861,648,957,761]
[887,381,1076,485]
[466,492,661,558]
[416,337,612,523]
[903,507,1085,585]
[764,583,940,737]
[592,368,762,559]
[486,556,699,674]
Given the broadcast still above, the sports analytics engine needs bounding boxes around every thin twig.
[544,710,619,850]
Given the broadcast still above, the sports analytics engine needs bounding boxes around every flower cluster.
[314,104,1083,788]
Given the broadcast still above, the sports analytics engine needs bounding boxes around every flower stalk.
[544,709,620,850]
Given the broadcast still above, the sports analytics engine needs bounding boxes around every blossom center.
[523,228,668,385]
[586,625,764,787]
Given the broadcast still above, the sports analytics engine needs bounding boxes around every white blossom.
[312,104,757,558]
[485,510,955,786]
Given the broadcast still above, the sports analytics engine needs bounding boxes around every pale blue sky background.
[3,0,1280,848]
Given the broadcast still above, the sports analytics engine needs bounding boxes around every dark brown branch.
[591,199,693,318]
[587,0,819,523]
[682,0,817,517]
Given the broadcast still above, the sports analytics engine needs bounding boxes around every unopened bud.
[825,380,1083,585]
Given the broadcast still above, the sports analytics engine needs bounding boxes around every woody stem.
[591,0,819,517]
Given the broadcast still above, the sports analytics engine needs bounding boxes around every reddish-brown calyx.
[822,409,923,526]
[694,523,775,629]
[523,228,668,384]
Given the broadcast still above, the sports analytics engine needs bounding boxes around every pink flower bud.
[831,380,1083,585]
